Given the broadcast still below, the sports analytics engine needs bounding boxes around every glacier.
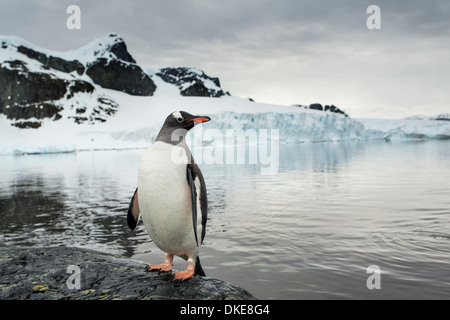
[358,118,450,141]
[1,93,449,156]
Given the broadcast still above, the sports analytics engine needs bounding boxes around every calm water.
[0,140,449,299]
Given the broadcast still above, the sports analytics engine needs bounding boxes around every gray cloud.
[1,0,449,118]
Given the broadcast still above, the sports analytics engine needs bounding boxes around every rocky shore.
[0,246,255,300]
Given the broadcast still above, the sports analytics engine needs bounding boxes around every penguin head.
[169,111,211,131]
[155,111,211,144]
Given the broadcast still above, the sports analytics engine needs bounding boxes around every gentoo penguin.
[127,111,210,281]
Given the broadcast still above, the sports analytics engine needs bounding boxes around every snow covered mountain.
[0,33,228,129]
[155,67,229,98]
[0,33,449,155]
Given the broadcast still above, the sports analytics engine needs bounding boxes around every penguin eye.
[177,117,184,123]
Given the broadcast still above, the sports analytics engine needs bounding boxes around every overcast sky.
[1,0,449,118]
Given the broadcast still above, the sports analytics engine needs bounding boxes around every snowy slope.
[0,33,132,66]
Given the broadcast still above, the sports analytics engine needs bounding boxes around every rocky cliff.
[156,67,230,98]
[0,34,229,129]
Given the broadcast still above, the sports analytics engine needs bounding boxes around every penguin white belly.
[137,141,199,258]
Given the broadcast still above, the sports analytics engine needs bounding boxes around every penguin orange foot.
[145,263,173,273]
[173,258,197,281]
[173,268,195,281]
[146,254,173,272]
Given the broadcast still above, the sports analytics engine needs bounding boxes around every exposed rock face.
[82,34,155,95]
[0,59,101,128]
[0,34,152,128]
[293,103,349,117]
[17,45,85,75]
[0,34,229,129]
[0,246,256,300]
[0,60,71,107]
[105,36,136,63]
[86,58,156,96]
[156,67,230,97]
[324,105,348,117]
[309,103,323,111]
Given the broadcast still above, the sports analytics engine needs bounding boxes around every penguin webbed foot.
[146,253,174,273]
[145,263,173,273]
[172,259,196,281]
[173,269,195,281]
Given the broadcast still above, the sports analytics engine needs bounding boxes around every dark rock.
[0,60,106,128]
[5,103,62,121]
[0,246,255,300]
[156,67,229,97]
[309,103,323,111]
[17,45,47,65]
[66,97,118,125]
[0,60,69,109]
[181,82,211,97]
[68,116,88,124]
[106,34,136,63]
[11,120,42,129]
[66,80,95,99]
[17,45,85,75]
[86,58,156,96]
[324,105,349,117]
[46,56,85,75]
[0,61,67,128]
[294,103,349,117]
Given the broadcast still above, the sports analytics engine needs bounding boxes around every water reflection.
[0,151,146,255]
[277,141,366,173]
[0,174,65,245]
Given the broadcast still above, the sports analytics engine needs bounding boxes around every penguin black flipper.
[127,188,140,230]
[193,163,208,245]
[186,164,199,247]
[188,162,208,277]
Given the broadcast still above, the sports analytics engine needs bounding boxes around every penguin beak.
[188,116,211,123]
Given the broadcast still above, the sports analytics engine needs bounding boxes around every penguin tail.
[195,256,206,277]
